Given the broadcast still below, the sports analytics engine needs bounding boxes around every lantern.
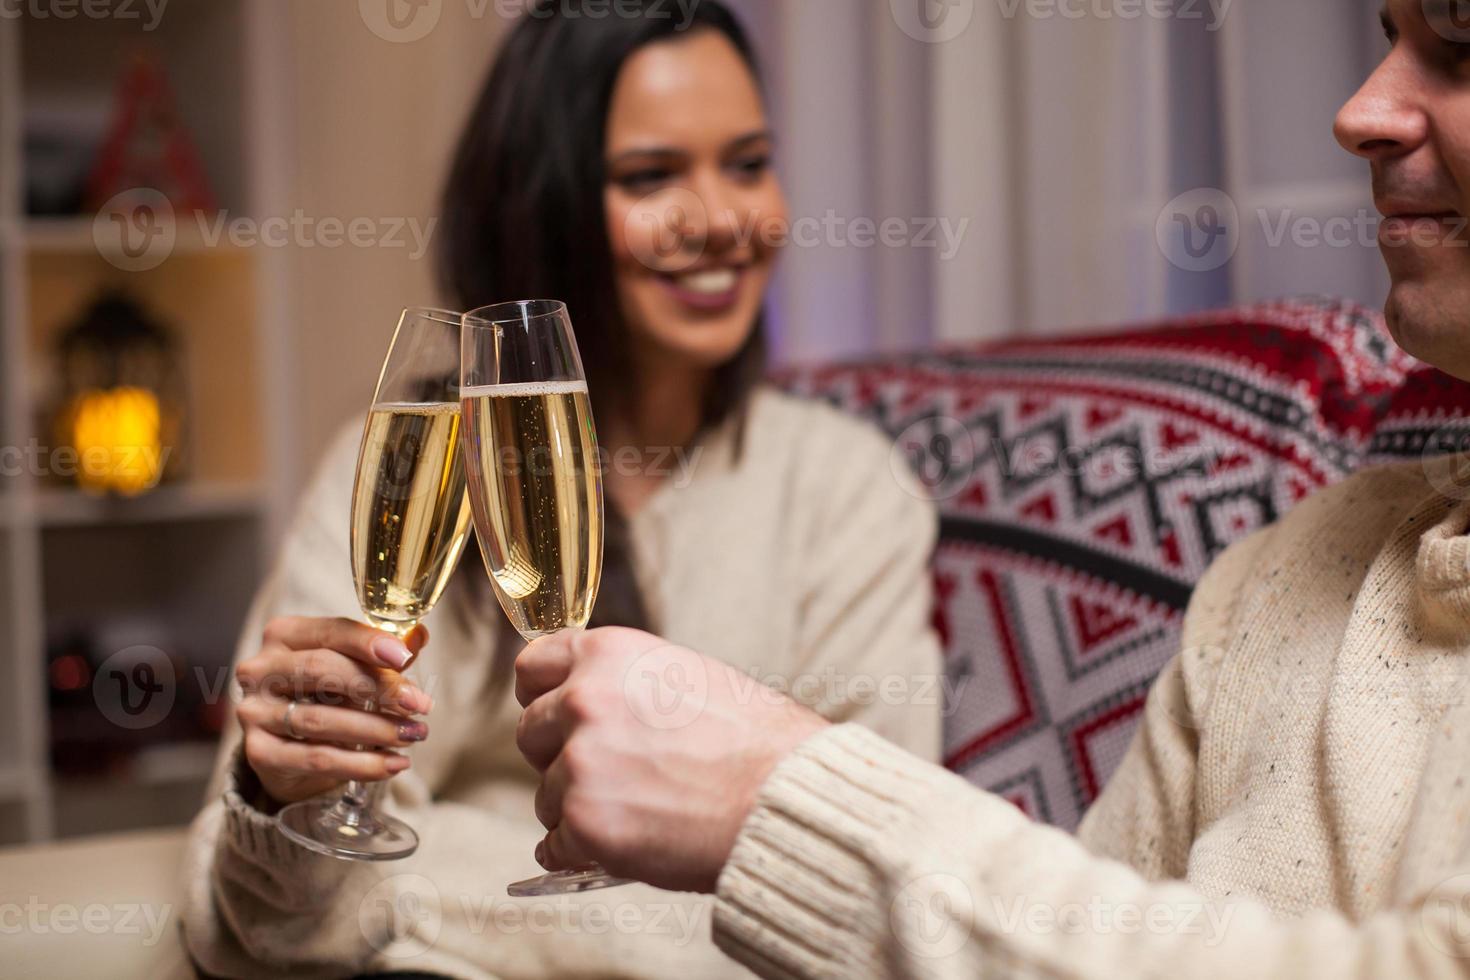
[52,291,186,496]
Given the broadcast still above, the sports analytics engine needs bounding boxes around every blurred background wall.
[0,0,1396,844]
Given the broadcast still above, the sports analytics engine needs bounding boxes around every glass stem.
[330,618,414,831]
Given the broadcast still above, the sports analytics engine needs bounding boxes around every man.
[516,1,1470,975]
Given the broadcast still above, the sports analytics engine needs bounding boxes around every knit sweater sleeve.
[708,528,1463,980]
[180,425,422,978]
[712,719,1470,980]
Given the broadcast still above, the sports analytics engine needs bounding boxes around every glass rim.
[463,299,568,328]
[403,306,464,327]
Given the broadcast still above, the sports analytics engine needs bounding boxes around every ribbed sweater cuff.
[220,747,337,873]
[712,724,1024,979]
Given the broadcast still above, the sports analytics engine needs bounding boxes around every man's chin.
[1384,280,1470,381]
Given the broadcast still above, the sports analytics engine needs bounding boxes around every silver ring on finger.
[283,700,306,741]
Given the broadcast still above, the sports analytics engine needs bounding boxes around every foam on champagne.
[461,381,589,399]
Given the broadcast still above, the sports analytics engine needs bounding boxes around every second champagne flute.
[460,300,629,896]
[276,307,472,861]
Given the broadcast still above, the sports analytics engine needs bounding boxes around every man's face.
[1336,0,1470,381]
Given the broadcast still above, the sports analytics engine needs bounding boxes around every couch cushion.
[781,298,1470,830]
[0,828,193,979]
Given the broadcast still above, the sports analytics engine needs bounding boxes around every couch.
[6,297,1469,978]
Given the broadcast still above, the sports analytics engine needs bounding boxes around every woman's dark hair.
[439,0,768,631]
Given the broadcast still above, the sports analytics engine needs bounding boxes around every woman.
[181,3,941,978]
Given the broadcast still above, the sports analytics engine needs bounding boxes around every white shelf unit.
[0,0,293,845]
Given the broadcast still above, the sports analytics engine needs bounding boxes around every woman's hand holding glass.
[235,617,434,807]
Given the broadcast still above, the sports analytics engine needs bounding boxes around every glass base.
[276,796,419,862]
[507,866,631,897]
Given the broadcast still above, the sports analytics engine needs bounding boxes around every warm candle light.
[67,385,166,496]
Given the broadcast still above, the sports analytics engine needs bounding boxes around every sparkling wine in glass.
[276,307,473,861]
[461,300,628,895]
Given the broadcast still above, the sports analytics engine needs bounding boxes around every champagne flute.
[277,308,473,861]
[460,300,628,896]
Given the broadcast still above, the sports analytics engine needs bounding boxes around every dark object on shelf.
[86,53,216,214]
[46,629,217,780]
[50,291,189,496]
[23,102,109,216]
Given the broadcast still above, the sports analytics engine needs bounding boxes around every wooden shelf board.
[13,217,246,256]
[36,481,265,528]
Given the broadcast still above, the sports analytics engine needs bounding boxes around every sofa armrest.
[0,828,194,980]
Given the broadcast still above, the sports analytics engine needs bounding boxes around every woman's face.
[604,30,788,372]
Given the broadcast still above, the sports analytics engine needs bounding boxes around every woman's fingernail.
[398,721,428,743]
[386,755,411,773]
[398,685,433,715]
[372,637,411,670]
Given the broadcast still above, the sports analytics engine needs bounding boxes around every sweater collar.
[1417,454,1470,636]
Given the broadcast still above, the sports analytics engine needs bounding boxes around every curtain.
[733,0,1391,361]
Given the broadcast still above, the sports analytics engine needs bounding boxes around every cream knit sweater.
[713,453,1470,978]
[180,388,942,979]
